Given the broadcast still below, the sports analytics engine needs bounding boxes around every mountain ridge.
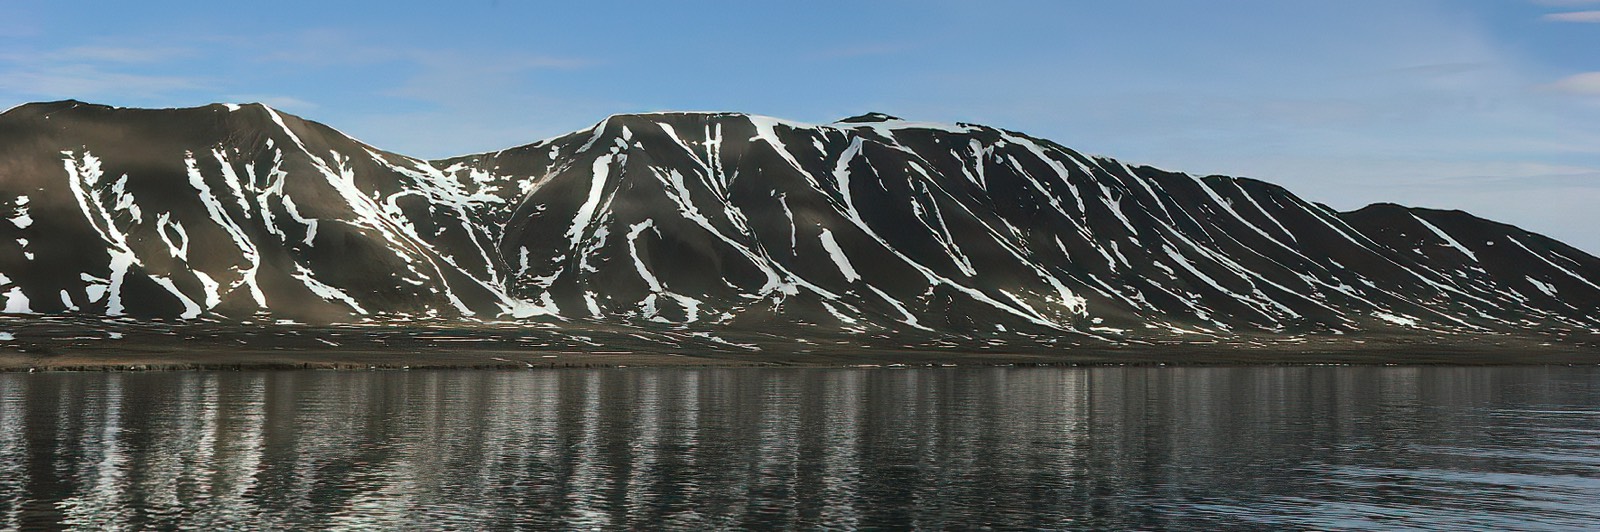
[0,100,1596,352]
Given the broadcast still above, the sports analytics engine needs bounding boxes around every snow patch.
[1412,214,1477,262]
[1374,312,1418,327]
[1509,237,1600,292]
[150,276,202,319]
[9,196,31,229]
[291,264,367,314]
[1527,276,1558,297]
[2,287,29,313]
[818,229,860,282]
[566,153,614,249]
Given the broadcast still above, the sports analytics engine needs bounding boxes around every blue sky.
[4,1,1600,252]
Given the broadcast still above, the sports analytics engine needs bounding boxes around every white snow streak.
[867,285,929,331]
[1508,236,1600,292]
[291,264,367,314]
[567,154,614,249]
[818,229,860,282]
[626,220,701,323]
[1412,214,1477,262]
[150,277,202,319]
[777,193,798,253]
[1374,312,1418,327]
[1527,276,1558,297]
[63,151,137,316]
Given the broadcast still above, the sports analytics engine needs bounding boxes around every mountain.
[1,100,1597,350]
[0,100,521,323]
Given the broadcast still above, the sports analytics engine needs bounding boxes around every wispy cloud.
[805,42,916,61]
[257,30,608,156]
[254,29,588,70]
[0,65,201,99]
[1532,0,1600,6]
[0,43,204,100]
[0,45,194,64]
[250,29,400,66]
[1381,62,1493,77]
[45,46,193,63]
[1545,72,1600,95]
[380,51,594,112]
[1543,10,1600,21]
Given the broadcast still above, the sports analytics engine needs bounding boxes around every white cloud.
[0,44,203,101]
[0,65,201,99]
[254,30,588,70]
[0,45,194,65]
[805,42,915,61]
[45,46,193,63]
[380,51,592,112]
[1543,10,1600,21]
[1545,72,1600,95]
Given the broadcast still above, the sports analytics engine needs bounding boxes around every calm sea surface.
[0,366,1598,530]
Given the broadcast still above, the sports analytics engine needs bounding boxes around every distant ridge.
[835,112,903,123]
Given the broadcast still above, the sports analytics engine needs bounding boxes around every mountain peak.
[0,100,303,122]
[835,112,902,123]
[593,111,819,128]
[1,99,110,116]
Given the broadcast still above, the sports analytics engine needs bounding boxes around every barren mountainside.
[1,100,1597,348]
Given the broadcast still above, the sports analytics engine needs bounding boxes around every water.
[0,367,1597,530]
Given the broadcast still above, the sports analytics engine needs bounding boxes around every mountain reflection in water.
[1,366,1598,530]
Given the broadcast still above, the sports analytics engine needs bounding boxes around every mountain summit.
[1,102,1596,347]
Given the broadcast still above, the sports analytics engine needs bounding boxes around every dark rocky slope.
[0,101,1596,353]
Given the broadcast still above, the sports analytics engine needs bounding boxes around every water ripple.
[0,367,1595,530]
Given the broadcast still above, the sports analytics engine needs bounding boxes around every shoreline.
[6,345,1600,372]
[8,361,1600,373]
[3,318,1596,372]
